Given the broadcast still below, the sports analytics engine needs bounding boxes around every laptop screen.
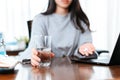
[108,32,120,57]
[109,32,120,65]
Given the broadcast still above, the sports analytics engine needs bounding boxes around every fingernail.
[85,54,88,56]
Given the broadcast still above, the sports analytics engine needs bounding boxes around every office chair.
[27,20,32,39]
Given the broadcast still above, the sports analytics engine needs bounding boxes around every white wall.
[0,0,48,42]
[80,0,108,50]
[81,0,120,53]
[107,0,120,53]
[29,0,48,19]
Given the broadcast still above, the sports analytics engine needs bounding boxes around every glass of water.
[35,35,52,67]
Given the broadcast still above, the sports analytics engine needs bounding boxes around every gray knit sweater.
[18,13,92,60]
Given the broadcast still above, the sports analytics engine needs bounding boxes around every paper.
[0,55,18,68]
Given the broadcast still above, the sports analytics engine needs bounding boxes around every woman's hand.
[31,48,54,67]
[78,43,95,56]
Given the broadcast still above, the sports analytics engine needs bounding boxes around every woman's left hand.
[78,43,95,56]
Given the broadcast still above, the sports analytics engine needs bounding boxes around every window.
[0,0,119,52]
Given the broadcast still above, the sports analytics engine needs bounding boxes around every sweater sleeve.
[17,14,47,61]
[78,21,92,47]
[73,21,93,58]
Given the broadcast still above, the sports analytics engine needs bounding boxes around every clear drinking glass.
[35,35,52,67]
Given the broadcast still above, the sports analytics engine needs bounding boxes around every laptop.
[70,33,120,66]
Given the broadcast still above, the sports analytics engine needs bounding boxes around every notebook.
[70,33,120,66]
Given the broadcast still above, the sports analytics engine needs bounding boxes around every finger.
[31,59,36,67]
[50,53,55,58]
[31,62,36,67]
[84,51,89,56]
[31,62,38,67]
[79,48,85,56]
[90,47,94,51]
[32,48,38,55]
[80,47,90,56]
[79,47,84,54]
[84,46,94,54]
[88,50,93,54]
[89,44,95,51]
[32,48,40,62]
[86,48,93,54]
[31,58,40,67]
[88,48,95,54]
[32,53,40,62]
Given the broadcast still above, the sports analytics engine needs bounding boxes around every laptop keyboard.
[91,56,110,63]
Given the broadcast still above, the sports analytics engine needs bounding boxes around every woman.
[20,0,95,66]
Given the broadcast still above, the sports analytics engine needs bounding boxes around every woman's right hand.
[31,48,55,67]
[31,48,40,67]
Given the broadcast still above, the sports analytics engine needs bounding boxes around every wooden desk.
[0,57,120,80]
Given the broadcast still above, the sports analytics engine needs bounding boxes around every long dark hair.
[42,0,90,33]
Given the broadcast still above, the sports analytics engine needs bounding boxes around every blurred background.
[0,0,120,53]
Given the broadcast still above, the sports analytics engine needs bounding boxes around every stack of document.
[0,55,18,68]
